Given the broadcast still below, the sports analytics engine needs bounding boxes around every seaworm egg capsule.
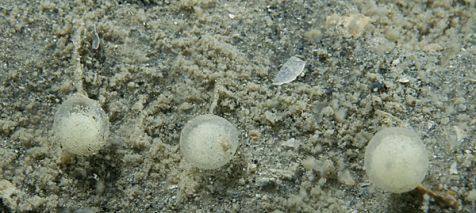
[180,114,239,170]
[53,93,109,156]
[364,127,429,193]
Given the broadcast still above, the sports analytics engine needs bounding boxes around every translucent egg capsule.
[364,127,429,193]
[180,114,239,170]
[53,93,109,156]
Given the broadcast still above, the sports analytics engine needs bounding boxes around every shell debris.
[272,56,306,85]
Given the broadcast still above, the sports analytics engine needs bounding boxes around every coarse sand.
[0,0,474,212]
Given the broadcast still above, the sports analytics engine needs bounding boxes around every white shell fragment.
[272,56,306,85]
[398,77,410,84]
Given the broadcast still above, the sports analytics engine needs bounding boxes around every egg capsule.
[364,127,429,193]
[180,114,239,170]
[53,93,109,156]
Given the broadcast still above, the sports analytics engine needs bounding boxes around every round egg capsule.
[53,93,109,156]
[364,127,429,193]
[180,114,239,170]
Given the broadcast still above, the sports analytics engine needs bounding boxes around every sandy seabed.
[0,0,475,212]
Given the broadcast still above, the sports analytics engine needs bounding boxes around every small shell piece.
[272,56,306,85]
